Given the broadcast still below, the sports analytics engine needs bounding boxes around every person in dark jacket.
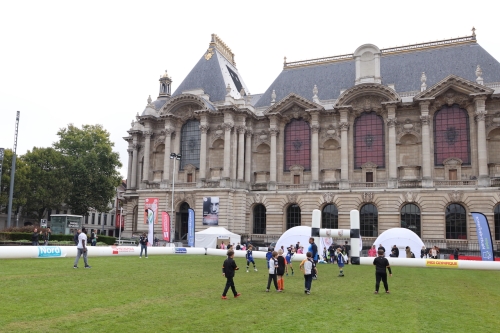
[221,250,241,299]
[390,245,399,258]
[32,228,40,246]
[373,249,392,294]
[73,229,81,245]
[453,248,459,260]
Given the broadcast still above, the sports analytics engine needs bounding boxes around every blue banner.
[188,208,195,247]
[471,212,494,261]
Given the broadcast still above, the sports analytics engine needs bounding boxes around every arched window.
[354,112,385,168]
[322,204,338,229]
[253,204,266,234]
[286,204,301,230]
[446,203,467,239]
[400,204,421,237]
[494,205,500,241]
[180,119,201,169]
[434,104,470,165]
[284,119,311,171]
[360,204,378,237]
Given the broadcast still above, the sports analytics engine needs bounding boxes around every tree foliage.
[21,147,70,220]
[53,124,122,215]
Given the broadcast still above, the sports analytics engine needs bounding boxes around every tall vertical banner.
[471,212,494,261]
[162,211,170,242]
[202,197,219,225]
[188,208,195,247]
[144,198,159,247]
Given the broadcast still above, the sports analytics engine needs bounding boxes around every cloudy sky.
[1,0,499,177]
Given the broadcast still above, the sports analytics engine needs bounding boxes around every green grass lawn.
[1,254,499,332]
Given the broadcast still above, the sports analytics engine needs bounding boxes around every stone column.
[419,101,433,187]
[386,105,397,188]
[237,126,245,181]
[162,128,172,183]
[223,122,233,179]
[127,148,133,186]
[199,125,209,180]
[245,130,253,183]
[269,127,279,187]
[311,124,320,186]
[339,122,349,189]
[142,131,152,182]
[131,141,139,189]
[475,96,489,186]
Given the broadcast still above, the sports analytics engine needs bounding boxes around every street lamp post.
[170,153,181,244]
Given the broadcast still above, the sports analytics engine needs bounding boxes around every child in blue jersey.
[285,245,294,276]
[266,247,273,268]
[246,245,257,272]
[336,247,347,277]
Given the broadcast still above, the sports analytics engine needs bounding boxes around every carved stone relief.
[396,118,422,143]
[362,192,374,203]
[323,192,335,203]
[433,89,469,108]
[448,190,463,203]
[287,193,298,204]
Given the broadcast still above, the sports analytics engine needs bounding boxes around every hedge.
[0,232,116,245]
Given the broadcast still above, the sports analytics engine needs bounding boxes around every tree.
[54,124,122,215]
[0,149,29,214]
[21,147,70,220]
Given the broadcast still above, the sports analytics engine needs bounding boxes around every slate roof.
[254,41,500,108]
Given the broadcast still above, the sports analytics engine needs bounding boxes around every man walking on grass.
[74,228,91,269]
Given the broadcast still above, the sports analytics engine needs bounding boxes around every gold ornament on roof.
[205,48,214,60]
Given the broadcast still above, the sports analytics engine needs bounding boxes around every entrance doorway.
[176,202,190,241]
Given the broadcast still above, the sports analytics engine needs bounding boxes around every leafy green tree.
[54,124,122,215]
[0,149,29,214]
[21,147,70,220]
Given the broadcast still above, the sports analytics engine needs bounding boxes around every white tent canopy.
[275,226,334,255]
[195,227,241,249]
[373,228,425,258]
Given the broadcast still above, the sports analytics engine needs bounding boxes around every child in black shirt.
[221,250,241,300]
[373,249,392,294]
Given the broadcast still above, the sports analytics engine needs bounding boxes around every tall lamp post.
[170,153,181,243]
[0,148,4,199]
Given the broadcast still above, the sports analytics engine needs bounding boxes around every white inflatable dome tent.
[373,228,425,258]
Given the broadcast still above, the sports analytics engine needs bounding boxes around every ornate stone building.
[123,32,500,247]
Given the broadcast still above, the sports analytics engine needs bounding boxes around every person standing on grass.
[300,251,317,295]
[285,245,294,276]
[308,237,318,279]
[373,249,392,294]
[453,248,459,260]
[221,250,241,300]
[74,228,91,269]
[368,245,377,257]
[266,251,280,292]
[31,228,40,246]
[73,229,80,245]
[139,232,148,258]
[246,245,257,272]
[336,247,347,277]
[276,249,287,291]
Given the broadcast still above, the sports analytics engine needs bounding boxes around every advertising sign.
[471,212,495,261]
[203,197,219,225]
[144,198,159,246]
[188,208,195,247]
[162,211,170,242]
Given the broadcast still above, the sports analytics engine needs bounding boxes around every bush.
[97,235,116,245]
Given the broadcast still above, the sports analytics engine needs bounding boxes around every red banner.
[115,213,124,230]
[162,211,170,242]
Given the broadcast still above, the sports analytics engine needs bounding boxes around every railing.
[350,182,386,188]
[398,180,422,188]
[251,183,267,191]
[202,180,220,188]
[491,178,500,187]
[276,183,309,190]
[434,180,477,187]
[319,182,340,190]
[398,90,420,98]
[145,183,160,189]
[175,182,196,188]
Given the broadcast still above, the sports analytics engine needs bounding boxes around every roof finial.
[226,83,231,96]
[420,72,427,92]
[472,26,476,37]
[147,95,152,105]
[240,88,245,99]
[271,89,276,105]
[313,85,320,103]
[284,56,287,67]
[476,65,483,85]
[245,92,252,106]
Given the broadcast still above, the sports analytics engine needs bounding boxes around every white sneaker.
[246,270,249,273]
[254,268,258,272]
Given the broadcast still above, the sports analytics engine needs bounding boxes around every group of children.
[221,241,393,298]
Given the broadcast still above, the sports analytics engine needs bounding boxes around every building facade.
[123,32,500,247]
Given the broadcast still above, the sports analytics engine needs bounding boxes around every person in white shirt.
[73,228,91,269]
